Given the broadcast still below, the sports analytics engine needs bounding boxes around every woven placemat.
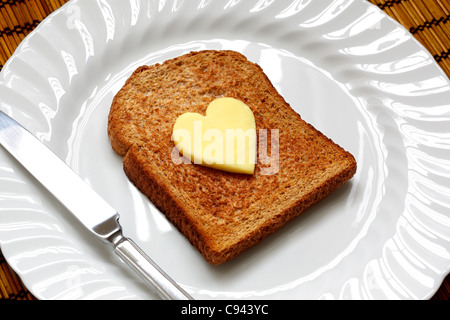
[0,0,449,300]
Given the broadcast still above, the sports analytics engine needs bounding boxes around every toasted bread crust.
[108,50,357,264]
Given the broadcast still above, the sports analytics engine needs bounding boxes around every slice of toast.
[108,50,356,265]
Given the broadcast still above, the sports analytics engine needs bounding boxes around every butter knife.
[0,110,192,300]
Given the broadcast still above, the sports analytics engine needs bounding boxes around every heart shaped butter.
[172,98,256,174]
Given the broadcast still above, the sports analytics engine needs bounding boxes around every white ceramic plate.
[1,0,449,300]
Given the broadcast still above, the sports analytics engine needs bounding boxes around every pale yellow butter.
[172,97,256,174]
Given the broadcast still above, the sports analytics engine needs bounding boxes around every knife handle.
[113,236,193,300]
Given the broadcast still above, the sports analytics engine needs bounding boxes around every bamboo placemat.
[0,0,449,300]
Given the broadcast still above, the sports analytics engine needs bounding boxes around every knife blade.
[0,110,192,300]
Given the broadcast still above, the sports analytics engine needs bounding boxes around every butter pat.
[172,98,256,174]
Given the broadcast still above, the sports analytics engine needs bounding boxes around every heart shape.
[172,98,256,174]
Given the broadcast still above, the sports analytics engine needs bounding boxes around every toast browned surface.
[108,50,357,265]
